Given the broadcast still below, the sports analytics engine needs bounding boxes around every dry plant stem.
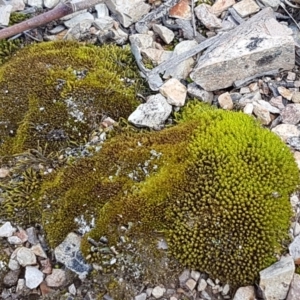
[0,0,104,40]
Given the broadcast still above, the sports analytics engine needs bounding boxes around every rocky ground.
[1,0,300,299]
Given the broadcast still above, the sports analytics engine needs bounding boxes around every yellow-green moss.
[0,41,144,156]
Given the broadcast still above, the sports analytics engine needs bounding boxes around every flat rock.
[159,78,187,106]
[152,286,166,298]
[0,222,16,238]
[153,24,174,44]
[190,8,294,91]
[64,12,94,29]
[3,269,20,287]
[31,243,47,259]
[233,0,260,17]
[187,82,214,103]
[54,232,91,279]
[130,34,153,49]
[218,92,233,110]
[272,124,300,141]
[45,269,66,287]
[195,4,222,30]
[287,273,300,300]
[95,3,109,18]
[25,266,44,289]
[233,286,255,300]
[243,103,254,114]
[93,17,114,31]
[269,96,285,110]
[179,269,190,284]
[278,86,294,100]
[169,0,191,20]
[281,104,300,124]
[7,0,25,12]
[105,0,150,28]
[44,0,59,9]
[16,247,36,267]
[289,235,300,263]
[211,0,236,16]
[259,255,295,300]
[27,0,42,7]
[128,94,172,128]
[141,48,172,65]
[7,235,22,245]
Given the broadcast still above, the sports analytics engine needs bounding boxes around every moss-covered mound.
[1,102,299,286]
[0,41,143,156]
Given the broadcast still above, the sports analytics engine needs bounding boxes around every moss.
[0,41,144,156]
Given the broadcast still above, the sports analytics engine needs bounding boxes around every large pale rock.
[233,286,255,300]
[259,256,295,300]
[128,94,172,128]
[287,274,300,300]
[25,266,44,289]
[6,0,25,12]
[27,0,42,7]
[105,0,151,28]
[190,8,294,91]
[45,269,66,287]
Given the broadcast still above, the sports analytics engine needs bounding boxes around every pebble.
[135,293,147,300]
[272,124,300,141]
[185,278,197,291]
[69,283,77,295]
[169,0,192,20]
[26,227,39,245]
[31,243,47,259]
[218,92,234,110]
[233,286,255,300]
[45,269,66,287]
[292,91,300,103]
[3,270,20,287]
[25,266,44,289]
[0,167,9,178]
[152,286,166,298]
[195,4,222,30]
[179,269,190,284]
[16,247,36,267]
[281,104,300,124]
[187,83,214,103]
[253,103,271,125]
[211,0,236,17]
[0,222,16,238]
[278,86,294,100]
[243,102,254,115]
[191,270,201,282]
[7,235,22,245]
[198,278,208,291]
[159,78,187,106]
[152,24,174,44]
[232,0,260,17]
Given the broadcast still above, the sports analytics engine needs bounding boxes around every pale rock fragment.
[130,34,153,49]
[25,266,44,289]
[255,100,280,114]
[7,0,25,12]
[269,96,285,110]
[0,167,9,178]
[197,279,207,291]
[152,286,166,299]
[8,257,20,271]
[253,103,271,125]
[0,222,16,238]
[16,279,24,293]
[64,12,94,29]
[95,3,109,18]
[31,243,47,259]
[93,17,114,31]
[240,87,250,94]
[233,0,260,17]
[233,286,255,300]
[135,293,147,300]
[159,78,187,107]
[222,283,230,295]
[0,4,11,26]
[281,104,300,125]
[45,269,66,287]
[286,274,300,300]
[289,235,300,263]
[243,102,254,115]
[259,256,295,300]
[69,283,77,295]
[141,48,172,65]
[27,0,42,7]
[292,91,300,103]
[278,86,294,100]
[211,0,236,16]
[179,269,190,284]
[195,4,222,30]
[128,94,172,128]
[261,0,280,9]
[153,24,174,44]
[272,124,300,141]
[44,0,59,9]
[169,0,191,20]
[218,92,233,110]
[16,247,36,267]
[185,278,197,291]
[7,236,22,245]
[294,152,300,169]
[191,270,201,282]
[187,82,214,103]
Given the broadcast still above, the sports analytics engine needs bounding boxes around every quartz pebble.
[152,286,166,298]
[0,222,16,238]
[218,92,233,110]
[25,266,44,289]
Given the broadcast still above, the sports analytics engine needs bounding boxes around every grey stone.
[31,243,47,259]
[0,222,16,237]
[8,256,20,271]
[233,286,255,300]
[3,269,20,287]
[255,99,280,114]
[69,283,76,295]
[187,83,214,103]
[289,235,300,264]
[191,270,201,282]
[64,12,94,29]
[44,0,59,8]
[259,255,295,300]
[25,266,44,289]
[26,227,38,245]
[152,24,174,44]
[287,137,300,151]
[261,0,280,10]
[287,273,300,300]
[292,92,300,103]
[27,0,42,7]
[93,17,114,31]
[141,48,172,66]
[45,269,66,287]
[6,0,25,12]
[16,278,24,293]
[233,0,260,17]
[269,96,285,110]
[179,269,190,284]
[54,232,91,279]
[190,8,294,91]
[130,34,153,49]
[7,235,22,245]
[197,278,207,291]
[195,4,222,30]
[281,104,300,124]
[95,3,109,18]
[16,247,36,267]
[272,124,300,141]
[211,0,236,16]
[128,94,172,129]
[222,283,230,295]
[135,293,147,300]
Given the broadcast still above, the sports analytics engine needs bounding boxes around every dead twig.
[0,0,104,40]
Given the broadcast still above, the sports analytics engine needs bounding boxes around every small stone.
[141,48,172,65]
[253,103,271,125]
[294,152,300,169]
[272,124,300,141]
[31,243,47,259]
[201,290,212,300]
[16,278,24,293]
[233,286,255,300]
[260,0,280,9]
[198,278,207,291]
[240,87,250,94]
[169,0,191,20]
[191,270,201,282]
[233,0,260,17]
[222,283,230,295]
[0,222,16,238]
[0,4,12,26]
[64,12,94,28]
[8,0,25,12]
[256,100,280,114]
[278,86,294,100]
[27,0,43,7]
[7,235,22,245]
[243,103,254,115]
[187,83,214,104]
[152,286,166,298]
[159,78,187,106]
[135,293,147,300]
[16,247,36,267]
[289,235,300,263]
[179,269,190,284]
[40,258,52,274]
[287,71,296,81]
[3,269,20,287]
[93,17,114,31]
[211,0,236,16]
[287,136,300,151]
[293,222,300,237]
[249,82,259,92]
[152,24,174,44]
[45,269,66,287]
[0,168,9,178]
[69,283,76,295]
[26,227,39,245]
[185,278,197,291]
[25,266,44,289]
[95,3,109,18]
[286,273,300,300]
[269,96,285,110]
[218,92,233,110]
[292,92,300,103]
[8,257,20,271]
[195,4,222,30]
[207,278,215,286]
[44,0,59,9]
[39,281,54,297]
[281,104,300,124]
[130,33,153,49]
[259,256,295,300]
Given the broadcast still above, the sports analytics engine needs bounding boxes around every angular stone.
[278,86,293,100]
[69,283,76,295]
[141,48,172,65]
[16,247,36,267]
[197,278,207,291]
[135,293,147,300]
[255,100,280,114]
[31,243,47,259]
[105,0,151,28]
[281,104,300,125]
[269,96,285,110]
[289,235,300,263]
[190,8,294,91]
[0,167,9,178]
[0,222,16,238]
[26,227,38,245]
[233,0,259,17]
[44,0,59,9]
[153,24,174,44]
[27,0,43,7]
[287,136,300,151]
[292,91,300,103]
[253,103,271,124]
[159,78,187,106]
[3,269,20,287]
[8,256,20,271]
[7,0,25,12]
[272,124,300,141]
[195,4,222,30]
[152,286,166,298]
[179,269,190,284]
[128,94,172,128]
[40,258,52,274]
[294,152,300,169]
[95,3,109,18]
[187,83,214,103]
[16,278,24,293]
[130,34,153,49]
[0,3,12,26]
[169,0,191,20]
[211,0,236,16]
[233,286,255,300]
[191,270,201,282]
[185,278,197,291]
[287,273,300,300]
[25,266,44,289]
[64,12,94,28]
[243,103,254,115]
[222,283,230,295]
[93,17,114,31]
[218,92,233,110]
[7,235,22,245]
[259,256,295,300]
[39,281,54,297]
[45,269,66,287]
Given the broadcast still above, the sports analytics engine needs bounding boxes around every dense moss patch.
[0,41,144,156]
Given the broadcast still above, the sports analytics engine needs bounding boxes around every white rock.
[195,4,222,30]
[207,278,215,286]
[93,16,114,31]
[69,283,76,295]
[64,12,94,29]
[197,278,207,291]
[130,33,153,49]
[31,243,47,259]
[16,247,36,266]
[105,0,150,28]
[259,256,295,300]
[164,40,198,80]
[135,293,147,300]
[43,0,59,9]
[233,0,260,17]
[260,0,280,10]
[292,222,300,237]
[45,269,66,287]
[0,167,9,178]
[289,235,300,264]
[294,152,300,170]
[8,257,20,271]
[187,83,214,104]
[7,236,22,245]
[218,92,233,110]
[222,283,230,295]
[278,86,294,100]
[153,24,174,44]
[286,273,300,300]
[152,286,166,299]
[128,94,172,128]
[233,286,255,300]
[16,278,25,293]
[190,9,294,91]
[6,0,25,12]
[159,78,187,107]
[95,3,109,18]
[185,278,197,291]
[27,0,42,7]
[141,48,172,65]
[25,266,44,289]
[0,222,16,237]
[253,103,271,124]
[243,103,254,115]
[0,4,11,26]
[211,0,236,16]
[272,124,300,141]
[255,100,280,114]
[191,270,201,282]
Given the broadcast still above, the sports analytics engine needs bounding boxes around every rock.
[31,243,47,259]
[16,247,36,267]
[0,167,9,178]
[44,0,59,9]
[293,222,300,237]
[294,152,300,169]
[152,24,174,44]
[105,0,151,27]
[135,293,147,300]
[7,235,22,245]
[253,103,271,124]
[191,270,201,282]
[195,4,222,30]
[169,0,191,20]
[289,235,300,263]
[27,0,43,7]
[233,0,260,17]
[8,256,20,271]
[197,278,207,291]
[0,3,11,26]
[64,12,94,28]
[255,100,280,114]
[164,40,198,80]
[218,92,234,110]
[259,255,295,300]
[141,48,172,65]
[261,0,280,9]
[211,0,236,16]
[54,232,91,279]
[240,87,251,94]
[278,86,294,100]
[190,8,294,91]
[159,78,187,106]
[152,286,166,298]
[201,290,212,300]
[179,269,190,284]
[39,281,54,297]
[7,0,25,12]
[222,283,230,295]
[93,17,114,31]
[95,3,109,18]
[69,283,76,295]
[292,91,300,103]
[286,273,300,300]
[281,104,300,124]
[233,286,255,300]
[287,136,300,151]
[243,102,254,114]
[128,94,172,129]
[187,83,214,103]
[16,278,24,293]
[25,266,44,289]
[185,278,197,291]
[207,278,215,286]
[130,34,153,49]
[26,227,39,245]
[269,96,285,110]
[3,269,20,287]
[272,124,300,141]
[40,258,52,274]
[0,222,16,238]
[45,269,66,287]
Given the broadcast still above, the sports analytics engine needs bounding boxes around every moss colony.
[0,41,143,156]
